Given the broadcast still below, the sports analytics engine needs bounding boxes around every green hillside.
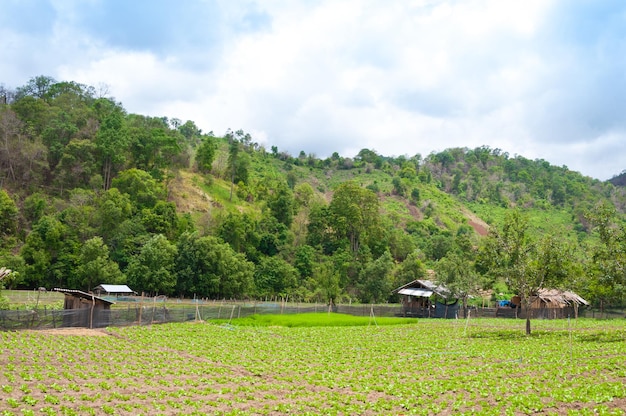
[1,76,625,309]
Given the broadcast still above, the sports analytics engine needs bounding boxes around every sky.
[1,0,625,180]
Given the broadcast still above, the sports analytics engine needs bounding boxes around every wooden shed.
[528,289,589,319]
[393,279,459,318]
[53,288,115,328]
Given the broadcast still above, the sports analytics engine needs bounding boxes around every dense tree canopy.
[1,76,625,318]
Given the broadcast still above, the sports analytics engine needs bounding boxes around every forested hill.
[609,171,626,187]
[1,76,626,307]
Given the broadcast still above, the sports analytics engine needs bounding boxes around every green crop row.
[0,317,624,415]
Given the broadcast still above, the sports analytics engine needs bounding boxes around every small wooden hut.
[528,289,589,319]
[393,279,458,318]
[53,288,114,328]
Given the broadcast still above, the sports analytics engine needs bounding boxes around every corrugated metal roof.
[398,288,434,297]
[53,288,115,304]
[94,284,134,293]
[393,278,452,299]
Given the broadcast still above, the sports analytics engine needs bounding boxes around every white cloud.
[2,0,626,179]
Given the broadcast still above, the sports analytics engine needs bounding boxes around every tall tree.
[435,252,482,315]
[74,237,124,291]
[0,190,18,241]
[0,107,46,185]
[254,256,298,298]
[96,108,128,190]
[482,210,572,334]
[585,202,626,308]
[126,234,177,295]
[329,181,381,254]
[195,135,216,174]
[175,232,253,299]
[266,181,295,227]
[314,260,340,305]
[226,133,250,201]
[227,134,240,201]
[358,250,394,303]
[21,215,77,289]
[15,75,56,100]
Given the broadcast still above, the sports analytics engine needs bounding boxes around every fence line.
[0,300,624,331]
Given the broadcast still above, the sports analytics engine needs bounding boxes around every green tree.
[96,107,128,190]
[294,182,314,208]
[74,237,124,291]
[227,135,240,201]
[141,201,179,239]
[178,120,202,144]
[392,251,427,291]
[329,181,381,254]
[482,210,572,334]
[314,260,340,305]
[21,215,77,289]
[112,168,165,210]
[294,245,317,279]
[585,202,626,309]
[358,251,394,303]
[427,234,454,261]
[0,254,25,290]
[435,252,482,315]
[127,117,181,177]
[175,233,254,298]
[196,135,216,173]
[0,190,18,241]
[15,75,56,100]
[217,212,259,258]
[97,188,133,243]
[56,139,98,190]
[386,227,416,262]
[23,193,48,225]
[266,181,295,227]
[126,234,177,295]
[254,256,298,298]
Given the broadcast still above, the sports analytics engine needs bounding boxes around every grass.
[210,312,417,327]
[1,290,64,308]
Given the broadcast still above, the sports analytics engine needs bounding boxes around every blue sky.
[1,0,625,180]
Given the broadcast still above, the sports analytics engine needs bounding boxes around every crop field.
[0,315,625,415]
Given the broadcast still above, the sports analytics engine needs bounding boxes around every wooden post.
[228,305,236,324]
[89,295,95,329]
[138,292,144,325]
[151,296,157,324]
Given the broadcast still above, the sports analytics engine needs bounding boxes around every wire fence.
[0,300,407,331]
[0,298,623,331]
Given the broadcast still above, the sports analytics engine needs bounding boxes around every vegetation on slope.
[1,76,625,310]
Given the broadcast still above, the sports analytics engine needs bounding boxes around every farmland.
[1,316,625,415]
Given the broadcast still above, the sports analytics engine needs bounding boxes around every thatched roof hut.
[531,289,589,308]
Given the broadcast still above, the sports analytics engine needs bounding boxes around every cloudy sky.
[1,0,625,180]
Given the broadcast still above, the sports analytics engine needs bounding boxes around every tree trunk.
[524,297,532,335]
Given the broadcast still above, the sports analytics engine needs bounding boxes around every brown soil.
[25,327,110,336]
[167,170,213,213]
[463,209,490,236]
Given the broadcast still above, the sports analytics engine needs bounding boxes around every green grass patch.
[210,312,417,327]
[2,290,64,308]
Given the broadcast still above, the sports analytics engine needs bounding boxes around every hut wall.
[61,296,111,328]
